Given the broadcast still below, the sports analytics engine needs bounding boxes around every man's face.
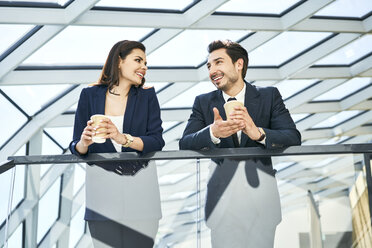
[207,48,241,92]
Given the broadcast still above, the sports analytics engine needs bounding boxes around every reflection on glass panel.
[96,0,195,11]
[274,79,317,100]
[0,24,34,57]
[249,32,332,66]
[37,177,61,244]
[6,222,23,248]
[2,0,70,6]
[314,0,372,18]
[40,133,63,177]
[148,30,249,67]
[69,204,85,248]
[315,35,372,65]
[162,81,216,108]
[216,0,299,14]
[22,26,153,65]
[73,164,85,196]
[44,127,73,148]
[312,110,362,128]
[0,94,28,148]
[291,113,310,123]
[145,82,170,92]
[312,78,371,101]
[0,84,72,116]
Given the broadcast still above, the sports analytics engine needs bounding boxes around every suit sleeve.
[69,88,89,156]
[139,88,165,154]
[179,96,217,150]
[263,87,301,148]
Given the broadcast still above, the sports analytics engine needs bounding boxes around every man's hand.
[211,107,244,138]
[228,106,262,140]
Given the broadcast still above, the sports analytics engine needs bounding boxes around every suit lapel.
[241,82,260,147]
[123,86,138,134]
[212,91,236,147]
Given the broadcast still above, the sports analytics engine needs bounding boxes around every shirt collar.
[222,83,246,103]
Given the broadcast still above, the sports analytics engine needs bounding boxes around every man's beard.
[217,73,239,92]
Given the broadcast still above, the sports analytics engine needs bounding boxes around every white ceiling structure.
[0,0,372,247]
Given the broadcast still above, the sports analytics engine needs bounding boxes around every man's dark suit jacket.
[179,81,301,221]
[69,84,165,220]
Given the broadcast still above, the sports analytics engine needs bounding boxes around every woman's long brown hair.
[98,40,146,95]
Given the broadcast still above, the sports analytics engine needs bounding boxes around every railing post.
[3,166,16,248]
[196,158,201,248]
[363,153,372,228]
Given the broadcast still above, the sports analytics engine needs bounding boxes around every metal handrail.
[1,144,371,175]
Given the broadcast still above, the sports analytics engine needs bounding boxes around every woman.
[69,40,165,247]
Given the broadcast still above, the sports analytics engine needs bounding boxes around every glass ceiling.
[147,30,250,67]
[315,35,372,65]
[0,94,28,148]
[0,0,70,7]
[0,84,72,116]
[274,79,318,100]
[249,32,332,67]
[314,0,372,18]
[162,81,216,108]
[1,1,372,247]
[215,0,300,15]
[22,26,154,65]
[312,78,371,101]
[0,24,34,59]
[311,110,362,129]
[95,0,196,11]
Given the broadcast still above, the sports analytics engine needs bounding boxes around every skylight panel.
[314,0,372,19]
[161,81,216,108]
[291,113,311,123]
[162,121,180,132]
[95,0,195,11]
[312,78,371,101]
[216,0,300,15]
[147,29,250,67]
[44,127,73,148]
[315,35,372,65]
[22,26,153,65]
[311,110,362,129]
[249,32,332,66]
[0,94,28,148]
[0,0,70,7]
[274,79,318,100]
[145,82,170,92]
[0,24,34,59]
[0,84,72,116]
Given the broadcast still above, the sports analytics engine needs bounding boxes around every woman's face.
[118,48,147,86]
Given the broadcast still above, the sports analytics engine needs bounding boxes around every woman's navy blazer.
[69,84,165,174]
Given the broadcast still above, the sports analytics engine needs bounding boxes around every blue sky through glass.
[314,0,372,18]
[96,0,195,10]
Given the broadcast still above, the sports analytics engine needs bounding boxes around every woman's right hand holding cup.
[76,120,95,155]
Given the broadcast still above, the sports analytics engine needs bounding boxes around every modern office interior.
[0,0,372,247]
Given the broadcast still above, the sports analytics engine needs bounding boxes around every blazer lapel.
[212,90,236,147]
[241,82,260,147]
[123,86,138,134]
[96,85,107,115]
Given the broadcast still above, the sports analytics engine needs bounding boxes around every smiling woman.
[69,40,165,248]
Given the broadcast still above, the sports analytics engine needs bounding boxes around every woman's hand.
[98,118,127,145]
[76,120,95,154]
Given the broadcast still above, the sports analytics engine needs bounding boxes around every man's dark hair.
[207,40,249,79]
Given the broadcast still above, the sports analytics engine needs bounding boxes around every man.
[179,40,301,247]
